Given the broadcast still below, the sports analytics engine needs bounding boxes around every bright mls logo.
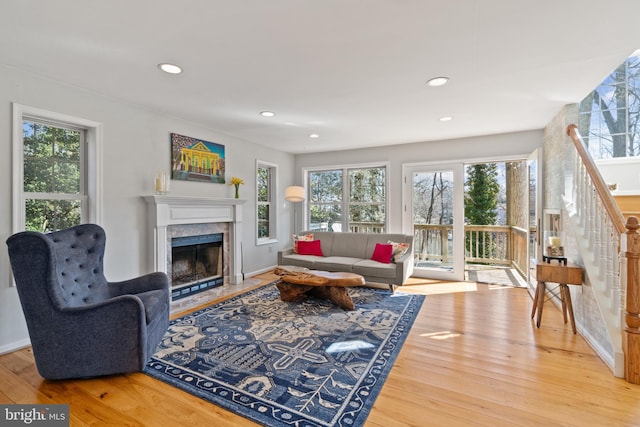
[1,405,69,426]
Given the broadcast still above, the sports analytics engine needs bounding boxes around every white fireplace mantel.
[143,195,246,284]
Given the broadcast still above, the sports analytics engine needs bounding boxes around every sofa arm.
[394,250,414,285]
[277,248,294,265]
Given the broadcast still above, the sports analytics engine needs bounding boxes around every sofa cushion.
[315,256,362,272]
[329,232,369,258]
[279,254,322,269]
[352,259,398,279]
[371,243,393,264]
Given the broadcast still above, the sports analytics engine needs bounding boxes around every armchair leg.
[389,284,396,294]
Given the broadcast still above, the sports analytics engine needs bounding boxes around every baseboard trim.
[243,265,278,278]
[0,338,31,356]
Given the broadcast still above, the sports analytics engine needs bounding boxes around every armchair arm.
[108,272,169,298]
[59,295,146,334]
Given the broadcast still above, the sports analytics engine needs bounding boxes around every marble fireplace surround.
[143,196,246,289]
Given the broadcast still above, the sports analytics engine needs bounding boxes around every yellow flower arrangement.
[230,176,244,198]
[230,177,245,186]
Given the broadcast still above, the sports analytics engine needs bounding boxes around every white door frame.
[402,161,465,281]
[527,148,544,292]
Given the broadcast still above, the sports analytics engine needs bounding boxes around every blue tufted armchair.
[6,223,170,380]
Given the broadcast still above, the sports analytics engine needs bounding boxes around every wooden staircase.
[566,125,640,383]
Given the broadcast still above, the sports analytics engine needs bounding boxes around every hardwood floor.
[2,273,640,426]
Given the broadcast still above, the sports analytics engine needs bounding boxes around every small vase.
[234,184,240,199]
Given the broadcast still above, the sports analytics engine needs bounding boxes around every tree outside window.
[257,161,277,241]
[22,120,86,232]
[349,167,385,232]
[579,53,640,159]
[308,166,386,233]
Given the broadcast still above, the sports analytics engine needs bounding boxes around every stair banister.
[624,217,640,383]
[566,124,640,383]
[566,125,626,234]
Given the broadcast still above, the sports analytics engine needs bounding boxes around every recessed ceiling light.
[439,116,453,122]
[260,111,276,117]
[158,63,183,74]
[426,77,449,87]
[308,133,320,138]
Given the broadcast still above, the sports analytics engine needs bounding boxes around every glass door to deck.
[403,163,464,281]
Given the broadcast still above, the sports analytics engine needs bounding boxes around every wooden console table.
[531,260,583,334]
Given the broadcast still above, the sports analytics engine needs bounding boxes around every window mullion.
[343,167,349,231]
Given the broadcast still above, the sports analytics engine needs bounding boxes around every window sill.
[257,238,278,246]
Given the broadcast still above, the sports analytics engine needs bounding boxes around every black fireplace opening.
[171,233,224,300]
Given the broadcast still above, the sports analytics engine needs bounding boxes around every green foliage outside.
[464,163,500,259]
[309,170,342,229]
[309,167,385,232]
[257,166,270,238]
[348,168,385,227]
[23,121,83,232]
[465,163,499,225]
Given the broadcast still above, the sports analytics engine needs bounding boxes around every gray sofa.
[277,231,413,289]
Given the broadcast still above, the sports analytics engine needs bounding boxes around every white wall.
[295,130,543,232]
[0,65,294,352]
[596,157,640,195]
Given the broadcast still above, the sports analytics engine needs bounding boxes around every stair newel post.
[624,216,640,383]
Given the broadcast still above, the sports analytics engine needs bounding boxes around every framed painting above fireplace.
[170,132,225,184]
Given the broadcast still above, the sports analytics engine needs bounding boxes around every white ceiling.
[2,1,640,154]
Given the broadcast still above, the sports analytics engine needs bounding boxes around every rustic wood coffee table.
[274,266,365,310]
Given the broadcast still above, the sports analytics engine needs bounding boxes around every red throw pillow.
[292,233,314,253]
[371,243,394,264]
[297,240,324,256]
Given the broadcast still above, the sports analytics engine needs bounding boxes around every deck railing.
[413,224,525,267]
[311,222,528,269]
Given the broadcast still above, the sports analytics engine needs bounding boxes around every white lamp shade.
[285,186,305,202]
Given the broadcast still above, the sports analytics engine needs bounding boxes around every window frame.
[256,159,278,245]
[304,162,389,233]
[579,55,640,159]
[12,103,103,233]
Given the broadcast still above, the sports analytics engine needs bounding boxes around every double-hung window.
[256,160,277,243]
[307,164,387,233]
[13,104,102,233]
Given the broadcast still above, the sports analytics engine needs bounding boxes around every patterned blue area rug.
[145,282,424,427]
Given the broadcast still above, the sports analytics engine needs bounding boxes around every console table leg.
[535,281,545,328]
[560,285,568,324]
[561,284,577,334]
[531,282,540,319]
